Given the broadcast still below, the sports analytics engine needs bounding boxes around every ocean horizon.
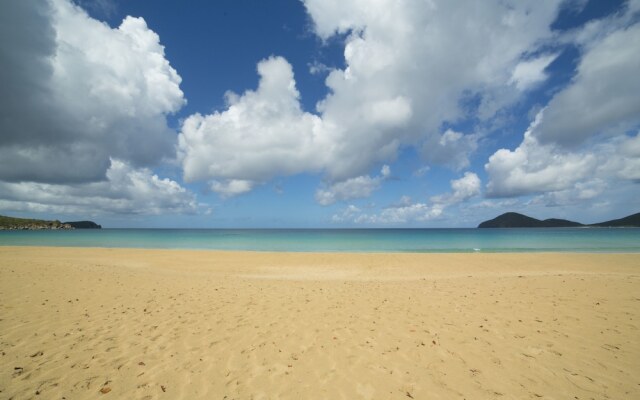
[1,228,639,253]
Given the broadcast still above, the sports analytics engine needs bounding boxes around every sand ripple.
[0,248,638,399]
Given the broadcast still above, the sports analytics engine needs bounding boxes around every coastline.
[1,247,638,399]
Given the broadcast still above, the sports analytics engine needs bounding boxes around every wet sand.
[0,246,638,399]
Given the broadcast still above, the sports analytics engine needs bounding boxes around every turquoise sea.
[1,228,639,253]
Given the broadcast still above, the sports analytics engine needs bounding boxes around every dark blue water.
[1,228,639,252]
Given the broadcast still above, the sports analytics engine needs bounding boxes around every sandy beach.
[0,247,638,399]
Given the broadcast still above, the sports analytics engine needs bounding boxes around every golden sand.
[1,247,638,399]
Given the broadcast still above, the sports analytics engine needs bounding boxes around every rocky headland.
[0,215,101,230]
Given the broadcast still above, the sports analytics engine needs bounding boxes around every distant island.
[64,220,102,229]
[0,215,101,230]
[478,212,640,228]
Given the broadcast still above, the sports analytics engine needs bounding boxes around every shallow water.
[1,228,639,253]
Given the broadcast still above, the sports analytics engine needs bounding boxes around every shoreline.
[1,244,640,255]
[1,247,638,399]
[1,246,637,277]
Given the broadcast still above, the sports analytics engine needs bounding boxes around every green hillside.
[0,215,68,230]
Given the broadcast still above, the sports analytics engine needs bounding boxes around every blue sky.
[0,0,638,227]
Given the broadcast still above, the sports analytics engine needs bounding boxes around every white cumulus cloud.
[332,172,481,224]
[178,56,324,189]
[0,0,185,184]
[315,165,390,205]
[485,131,596,197]
[0,159,198,215]
[178,0,565,197]
[535,23,640,146]
[485,8,640,205]
[304,0,562,176]
[510,53,559,91]
[332,202,445,225]
[486,111,640,200]
[210,180,255,199]
[432,172,482,205]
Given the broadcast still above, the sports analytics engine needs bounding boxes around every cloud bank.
[333,172,481,224]
[0,159,198,215]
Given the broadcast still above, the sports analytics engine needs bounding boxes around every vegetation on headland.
[478,212,640,228]
[63,221,102,229]
[588,213,640,228]
[0,215,101,230]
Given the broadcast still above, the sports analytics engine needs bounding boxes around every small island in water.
[0,215,101,230]
[478,212,640,228]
